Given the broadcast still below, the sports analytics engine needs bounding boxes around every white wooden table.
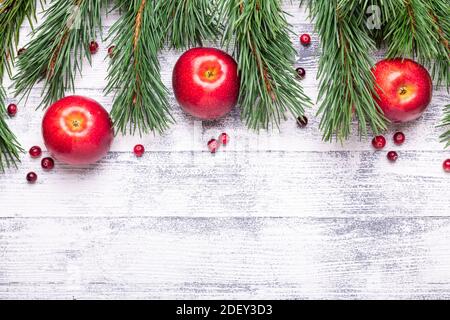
[1,3,449,300]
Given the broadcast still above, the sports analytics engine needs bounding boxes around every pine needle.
[0,0,37,172]
[222,0,311,130]
[383,0,449,88]
[105,0,173,136]
[309,0,387,142]
[156,0,220,49]
[13,0,104,109]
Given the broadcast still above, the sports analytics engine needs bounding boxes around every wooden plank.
[0,150,448,217]
[1,217,449,299]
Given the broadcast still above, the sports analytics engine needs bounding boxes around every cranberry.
[7,103,17,117]
[300,33,311,46]
[108,46,115,58]
[387,151,399,162]
[297,115,308,128]
[393,132,406,145]
[296,67,306,79]
[372,135,386,150]
[134,144,145,157]
[29,146,42,158]
[89,41,99,54]
[207,139,219,153]
[26,172,38,183]
[41,157,55,170]
[443,159,450,172]
[219,133,229,145]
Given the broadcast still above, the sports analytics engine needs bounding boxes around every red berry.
[17,48,26,56]
[296,67,306,79]
[7,103,17,117]
[297,115,308,128]
[443,159,450,172]
[207,139,219,153]
[300,33,311,46]
[89,41,99,54]
[393,132,406,145]
[29,146,42,158]
[387,151,399,162]
[372,135,386,149]
[26,172,37,183]
[41,157,55,170]
[108,46,115,58]
[219,133,229,145]
[133,144,145,157]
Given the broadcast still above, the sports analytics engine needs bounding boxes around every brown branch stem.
[132,0,147,105]
[48,0,84,79]
[240,1,274,99]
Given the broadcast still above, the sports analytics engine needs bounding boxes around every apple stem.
[399,87,407,95]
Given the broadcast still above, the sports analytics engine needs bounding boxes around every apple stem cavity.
[399,87,407,95]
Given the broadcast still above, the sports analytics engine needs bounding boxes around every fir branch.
[222,0,311,130]
[0,0,38,79]
[385,0,435,59]
[156,0,220,49]
[364,0,398,44]
[440,104,450,148]
[428,0,450,89]
[384,0,450,88]
[105,0,173,136]
[0,87,22,173]
[309,0,387,142]
[13,0,104,109]
[0,0,37,172]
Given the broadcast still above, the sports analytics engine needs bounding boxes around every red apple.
[372,58,433,123]
[42,96,114,165]
[172,47,240,120]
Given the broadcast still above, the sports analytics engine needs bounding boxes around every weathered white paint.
[0,3,449,299]
[1,217,449,299]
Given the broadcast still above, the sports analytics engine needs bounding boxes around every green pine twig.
[384,0,450,89]
[105,0,173,136]
[222,0,311,130]
[429,0,450,89]
[0,87,22,173]
[13,0,104,109]
[0,0,37,172]
[309,0,387,142]
[156,0,220,49]
[0,0,39,79]
[381,0,449,149]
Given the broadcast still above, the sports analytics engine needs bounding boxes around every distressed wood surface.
[1,217,449,299]
[0,3,449,299]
